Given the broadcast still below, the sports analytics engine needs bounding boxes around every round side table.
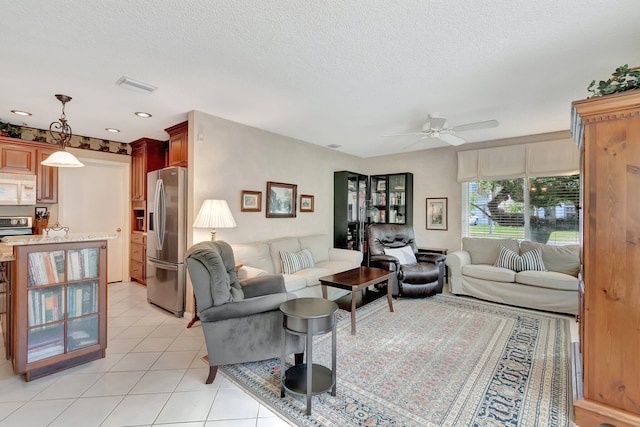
[280,297,338,416]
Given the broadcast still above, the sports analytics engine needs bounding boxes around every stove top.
[0,216,33,237]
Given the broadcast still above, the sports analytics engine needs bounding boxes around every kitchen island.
[2,232,115,381]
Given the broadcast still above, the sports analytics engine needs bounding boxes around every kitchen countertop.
[2,232,117,247]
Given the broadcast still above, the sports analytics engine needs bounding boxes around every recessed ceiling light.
[134,112,152,118]
[105,128,120,133]
[11,110,32,116]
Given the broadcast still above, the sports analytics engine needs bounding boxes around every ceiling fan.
[384,113,499,148]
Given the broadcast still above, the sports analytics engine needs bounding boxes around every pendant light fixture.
[41,94,84,167]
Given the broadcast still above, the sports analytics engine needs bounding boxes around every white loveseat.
[230,234,363,300]
[445,237,579,315]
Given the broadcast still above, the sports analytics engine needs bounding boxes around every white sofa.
[445,237,579,315]
[230,234,363,300]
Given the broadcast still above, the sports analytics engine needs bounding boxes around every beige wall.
[188,110,364,247]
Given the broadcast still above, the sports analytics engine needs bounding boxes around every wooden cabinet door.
[0,144,36,174]
[130,144,146,201]
[36,149,58,203]
[165,121,188,167]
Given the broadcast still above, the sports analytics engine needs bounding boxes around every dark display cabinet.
[333,171,368,251]
[368,173,413,225]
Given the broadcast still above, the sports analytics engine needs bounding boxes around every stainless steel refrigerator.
[146,166,187,317]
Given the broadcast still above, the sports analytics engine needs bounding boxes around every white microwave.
[0,173,37,205]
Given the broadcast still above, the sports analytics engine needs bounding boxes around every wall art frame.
[241,190,262,212]
[300,194,314,212]
[266,181,297,218]
[426,197,448,230]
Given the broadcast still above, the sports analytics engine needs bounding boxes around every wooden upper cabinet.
[130,138,166,201]
[165,121,188,167]
[0,143,36,174]
[36,148,58,203]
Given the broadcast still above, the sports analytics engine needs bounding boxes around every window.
[463,175,579,245]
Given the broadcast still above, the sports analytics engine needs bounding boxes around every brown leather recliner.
[367,223,446,297]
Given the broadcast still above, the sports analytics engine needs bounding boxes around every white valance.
[457,138,579,182]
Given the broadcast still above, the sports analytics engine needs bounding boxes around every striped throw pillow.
[494,245,546,272]
[280,249,315,274]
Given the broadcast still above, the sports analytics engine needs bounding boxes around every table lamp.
[193,199,237,241]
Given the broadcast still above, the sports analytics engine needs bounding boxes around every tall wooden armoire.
[571,90,640,427]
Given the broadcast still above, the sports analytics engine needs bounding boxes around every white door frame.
[58,156,130,283]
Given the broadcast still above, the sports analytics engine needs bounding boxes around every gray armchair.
[185,240,303,383]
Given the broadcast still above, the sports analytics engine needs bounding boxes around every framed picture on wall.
[241,190,262,212]
[300,194,314,212]
[266,181,297,218]
[426,197,448,230]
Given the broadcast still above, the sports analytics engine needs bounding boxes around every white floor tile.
[131,337,176,352]
[48,395,123,427]
[256,417,295,427]
[175,368,222,392]
[155,391,217,424]
[101,392,171,426]
[167,336,205,351]
[109,351,162,371]
[33,372,103,400]
[147,325,186,338]
[0,401,24,423]
[150,350,199,370]
[82,371,145,397]
[207,388,260,421]
[129,369,186,394]
[0,375,56,402]
[205,420,256,427]
[0,398,74,427]
[116,325,156,338]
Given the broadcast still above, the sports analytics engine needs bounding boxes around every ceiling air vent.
[116,76,157,94]
[327,144,342,149]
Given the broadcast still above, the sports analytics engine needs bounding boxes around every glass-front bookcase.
[12,240,107,381]
[369,173,413,225]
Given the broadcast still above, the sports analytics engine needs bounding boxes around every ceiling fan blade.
[381,132,426,137]
[439,133,466,146]
[452,119,499,132]
[403,136,429,150]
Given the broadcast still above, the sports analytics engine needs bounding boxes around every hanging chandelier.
[41,94,84,167]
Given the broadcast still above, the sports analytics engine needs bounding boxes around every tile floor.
[0,281,293,427]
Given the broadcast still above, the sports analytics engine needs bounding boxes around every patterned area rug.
[220,294,572,426]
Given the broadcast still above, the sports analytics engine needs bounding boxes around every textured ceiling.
[1,1,639,158]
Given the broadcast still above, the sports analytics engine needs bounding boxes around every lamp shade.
[193,199,237,229]
[41,150,84,167]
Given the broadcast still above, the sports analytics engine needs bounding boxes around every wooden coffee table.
[320,267,395,335]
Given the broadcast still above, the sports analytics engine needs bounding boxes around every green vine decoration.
[0,120,22,138]
[588,64,640,97]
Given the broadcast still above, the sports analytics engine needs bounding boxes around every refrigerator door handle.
[148,258,179,271]
[153,178,166,251]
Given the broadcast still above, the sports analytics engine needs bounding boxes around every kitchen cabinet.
[571,90,640,427]
[10,239,108,381]
[130,138,165,202]
[129,137,165,285]
[36,148,58,203]
[369,173,413,225]
[130,232,146,284]
[0,141,36,174]
[0,137,59,203]
[165,121,188,167]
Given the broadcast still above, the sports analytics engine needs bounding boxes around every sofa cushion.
[384,246,417,265]
[231,242,274,274]
[280,249,315,274]
[315,260,355,274]
[298,235,331,263]
[280,275,308,292]
[268,237,301,274]
[519,241,579,277]
[495,245,546,272]
[290,267,333,287]
[516,270,579,291]
[462,237,520,265]
[462,264,516,283]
